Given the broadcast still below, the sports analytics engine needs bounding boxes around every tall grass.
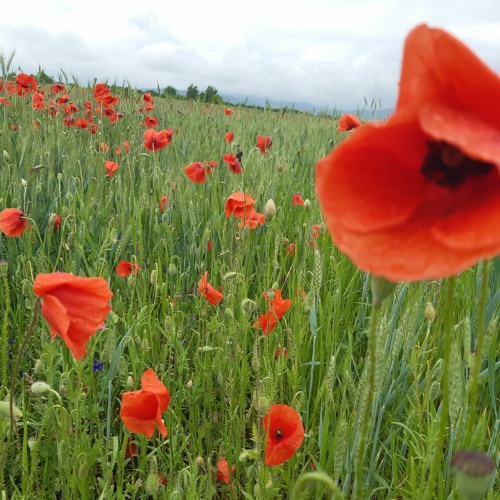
[0,72,498,499]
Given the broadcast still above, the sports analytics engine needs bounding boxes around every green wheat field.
[0,59,499,499]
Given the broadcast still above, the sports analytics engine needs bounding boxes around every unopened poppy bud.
[452,449,496,500]
[145,474,158,495]
[187,379,193,388]
[223,271,238,280]
[265,477,274,489]
[196,456,204,467]
[59,385,67,397]
[28,435,37,451]
[241,298,256,314]
[168,263,177,275]
[0,400,22,420]
[253,393,270,414]
[126,375,134,390]
[57,173,63,181]
[239,450,249,462]
[224,308,234,319]
[34,359,44,374]
[150,268,158,286]
[21,178,27,187]
[264,199,276,220]
[370,275,397,308]
[271,282,279,290]
[3,150,9,160]
[31,381,51,395]
[424,301,436,323]
[303,199,311,209]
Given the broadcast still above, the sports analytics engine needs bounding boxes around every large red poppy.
[316,24,500,282]
[0,208,30,237]
[224,192,255,218]
[143,129,173,151]
[263,404,304,466]
[15,74,37,96]
[184,161,216,184]
[32,272,113,360]
[120,368,171,439]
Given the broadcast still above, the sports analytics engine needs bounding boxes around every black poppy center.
[274,429,284,440]
[420,141,494,188]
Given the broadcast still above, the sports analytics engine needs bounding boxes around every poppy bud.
[252,393,270,414]
[150,269,158,286]
[264,199,277,220]
[241,298,256,313]
[57,173,63,182]
[239,450,249,462]
[187,379,193,388]
[21,178,27,187]
[303,199,311,209]
[3,150,9,160]
[224,308,234,319]
[0,400,22,420]
[34,359,44,374]
[196,456,204,467]
[424,301,436,323]
[28,436,37,451]
[370,275,397,308]
[168,263,177,275]
[452,449,496,500]
[31,381,51,395]
[126,375,134,390]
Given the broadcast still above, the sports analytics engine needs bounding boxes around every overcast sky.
[1,0,500,110]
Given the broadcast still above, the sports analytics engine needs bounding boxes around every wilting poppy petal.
[198,271,224,305]
[263,404,305,466]
[33,272,113,360]
[216,458,235,484]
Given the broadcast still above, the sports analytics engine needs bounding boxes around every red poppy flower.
[216,458,235,484]
[143,129,173,151]
[254,310,278,335]
[57,94,70,105]
[105,160,119,177]
[316,25,500,282]
[224,108,233,116]
[0,208,30,237]
[184,161,214,184]
[32,92,45,111]
[116,260,140,277]
[53,214,61,231]
[286,243,296,256]
[63,103,78,115]
[254,289,292,335]
[15,74,37,96]
[119,368,171,439]
[144,116,158,129]
[74,118,89,129]
[225,131,234,143]
[198,271,224,305]
[256,136,273,154]
[159,196,169,213]
[337,113,361,132]
[224,192,255,218]
[292,194,304,206]
[207,240,213,252]
[90,124,98,135]
[0,97,12,106]
[222,153,242,174]
[125,436,137,458]
[143,92,153,103]
[51,83,65,94]
[263,404,304,466]
[32,272,113,360]
[238,209,266,230]
[275,344,289,360]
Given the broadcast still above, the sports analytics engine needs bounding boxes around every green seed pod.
[168,263,177,275]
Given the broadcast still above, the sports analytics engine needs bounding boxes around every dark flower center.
[421,142,494,188]
[274,429,284,440]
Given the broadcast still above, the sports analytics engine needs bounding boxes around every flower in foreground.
[33,272,113,360]
[316,24,500,282]
[0,208,31,237]
[256,135,273,154]
[143,128,173,151]
[198,271,224,305]
[337,113,361,132]
[116,260,140,277]
[105,160,119,177]
[120,368,171,439]
[263,404,304,466]
[224,192,255,218]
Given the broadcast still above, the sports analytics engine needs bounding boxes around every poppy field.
[1,24,500,499]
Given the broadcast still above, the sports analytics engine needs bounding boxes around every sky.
[1,0,500,111]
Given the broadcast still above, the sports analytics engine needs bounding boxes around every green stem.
[424,275,455,499]
[1,261,10,393]
[9,298,41,435]
[463,261,490,447]
[353,304,379,499]
[291,471,343,500]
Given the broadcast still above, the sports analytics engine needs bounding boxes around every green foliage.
[186,83,199,100]
[0,77,498,499]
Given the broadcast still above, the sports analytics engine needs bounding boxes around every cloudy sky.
[1,0,499,110]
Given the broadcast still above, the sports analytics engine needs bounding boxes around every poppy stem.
[353,303,379,499]
[9,297,41,436]
[424,275,455,499]
[463,261,490,448]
